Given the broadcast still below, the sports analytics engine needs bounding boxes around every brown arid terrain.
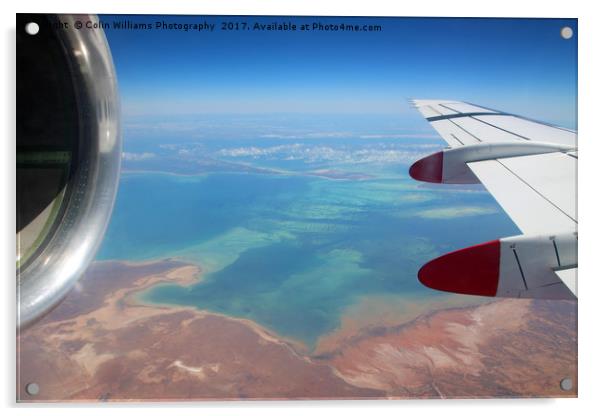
[17,260,577,401]
[319,299,577,398]
[17,260,380,401]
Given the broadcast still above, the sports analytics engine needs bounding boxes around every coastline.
[129,264,310,355]
[17,258,577,401]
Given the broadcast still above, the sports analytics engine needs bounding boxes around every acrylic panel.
[16,13,577,402]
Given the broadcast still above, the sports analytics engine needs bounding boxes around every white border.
[3,1,600,415]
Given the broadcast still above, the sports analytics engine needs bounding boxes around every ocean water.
[98,137,520,348]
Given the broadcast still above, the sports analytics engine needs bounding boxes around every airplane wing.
[409,99,577,300]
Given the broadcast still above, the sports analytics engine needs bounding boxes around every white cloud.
[122,152,156,161]
[359,134,440,139]
[260,132,354,139]
[216,143,442,165]
[414,206,499,219]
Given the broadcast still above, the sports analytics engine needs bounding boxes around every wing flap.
[497,152,577,222]
[412,99,576,147]
[413,100,462,116]
[428,120,482,147]
[438,102,497,114]
[467,155,576,235]
[450,116,523,143]
[415,105,442,119]
[474,115,576,146]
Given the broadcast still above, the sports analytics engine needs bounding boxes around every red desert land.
[17,260,577,401]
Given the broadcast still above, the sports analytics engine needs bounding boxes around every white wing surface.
[410,100,577,299]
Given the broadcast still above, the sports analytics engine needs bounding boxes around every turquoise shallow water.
[98,139,520,348]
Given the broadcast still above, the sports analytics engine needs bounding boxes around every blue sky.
[102,16,577,128]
